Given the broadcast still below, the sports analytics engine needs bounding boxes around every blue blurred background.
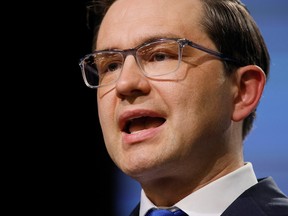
[114,0,288,214]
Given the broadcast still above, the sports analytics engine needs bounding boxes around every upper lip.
[118,109,166,132]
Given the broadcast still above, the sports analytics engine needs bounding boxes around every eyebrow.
[97,33,182,51]
[136,33,181,45]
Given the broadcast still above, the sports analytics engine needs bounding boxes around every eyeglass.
[79,38,243,88]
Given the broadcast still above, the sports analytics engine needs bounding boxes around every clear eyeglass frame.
[79,38,242,88]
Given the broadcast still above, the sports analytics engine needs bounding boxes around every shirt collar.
[139,162,257,216]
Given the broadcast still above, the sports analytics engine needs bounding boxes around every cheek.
[97,93,120,158]
[170,63,233,125]
[97,92,116,133]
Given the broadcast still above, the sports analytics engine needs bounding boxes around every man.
[79,0,288,215]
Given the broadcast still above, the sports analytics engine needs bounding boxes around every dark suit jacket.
[129,177,288,216]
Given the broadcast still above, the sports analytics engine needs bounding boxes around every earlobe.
[232,65,266,122]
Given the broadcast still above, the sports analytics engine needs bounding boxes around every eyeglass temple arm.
[185,40,244,65]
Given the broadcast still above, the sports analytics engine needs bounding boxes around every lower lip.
[122,123,165,145]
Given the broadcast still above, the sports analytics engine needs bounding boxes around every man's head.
[83,0,268,187]
[87,0,269,139]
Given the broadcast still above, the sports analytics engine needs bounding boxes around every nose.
[115,55,151,98]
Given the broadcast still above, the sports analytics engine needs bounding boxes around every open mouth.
[123,116,166,134]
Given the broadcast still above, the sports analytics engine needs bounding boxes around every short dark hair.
[86,0,114,49]
[86,0,270,139]
[200,0,270,139]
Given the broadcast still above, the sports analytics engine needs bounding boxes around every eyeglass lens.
[82,39,181,88]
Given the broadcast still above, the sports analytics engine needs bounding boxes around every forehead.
[97,0,204,49]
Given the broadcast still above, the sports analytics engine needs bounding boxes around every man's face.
[96,0,236,181]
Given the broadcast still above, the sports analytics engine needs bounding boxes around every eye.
[151,52,171,62]
[142,49,178,63]
[107,62,122,72]
[96,53,123,75]
[146,44,179,63]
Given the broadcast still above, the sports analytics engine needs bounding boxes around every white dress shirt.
[139,162,258,216]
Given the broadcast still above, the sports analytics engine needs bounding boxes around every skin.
[96,0,266,206]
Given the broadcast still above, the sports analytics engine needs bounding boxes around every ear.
[232,65,266,122]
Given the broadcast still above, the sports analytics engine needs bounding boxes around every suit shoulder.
[249,177,288,215]
[222,177,288,216]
